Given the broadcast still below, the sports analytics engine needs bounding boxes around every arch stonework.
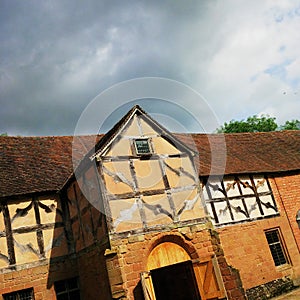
[145,233,199,271]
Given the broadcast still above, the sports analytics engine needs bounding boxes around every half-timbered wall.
[203,175,278,225]
[0,194,69,270]
[0,168,111,299]
[67,173,106,252]
[96,113,206,233]
[64,165,112,300]
[211,175,300,298]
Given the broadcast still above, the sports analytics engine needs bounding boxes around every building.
[0,105,300,300]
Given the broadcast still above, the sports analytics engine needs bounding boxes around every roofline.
[90,105,140,159]
[90,105,198,160]
[199,168,300,178]
[0,190,60,202]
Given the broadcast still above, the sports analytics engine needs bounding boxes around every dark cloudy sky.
[1,0,300,136]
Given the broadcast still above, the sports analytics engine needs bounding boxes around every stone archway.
[143,241,200,300]
[141,238,226,300]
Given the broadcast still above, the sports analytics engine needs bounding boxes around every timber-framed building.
[0,105,300,300]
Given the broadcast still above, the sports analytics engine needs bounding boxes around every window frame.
[265,228,290,267]
[3,287,35,300]
[133,138,152,156]
[54,277,80,300]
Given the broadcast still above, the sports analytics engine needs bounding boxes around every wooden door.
[193,256,226,300]
[150,261,201,300]
[141,271,156,300]
[141,256,226,300]
[143,241,226,300]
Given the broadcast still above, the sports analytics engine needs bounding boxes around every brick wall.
[106,224,246,300]
[0,246,114,300]
[0,257,78,300]
[77,244,112,300]
[217,174,300,294]
[272,173,300,254]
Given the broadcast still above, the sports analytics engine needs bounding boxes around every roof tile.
[0,131,299,198]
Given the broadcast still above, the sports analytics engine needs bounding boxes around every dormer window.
[134,138,152,156]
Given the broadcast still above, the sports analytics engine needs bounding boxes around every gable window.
[265,229,289,267]
[134,138,152,155]
[54,277,80,300]
[3,288,34,300]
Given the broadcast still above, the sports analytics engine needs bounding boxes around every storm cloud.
[1,0,300,135]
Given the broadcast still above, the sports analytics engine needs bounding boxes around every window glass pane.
[57,294,69,300]
[54,278,80,300]
[55,281,67,293]
[67,277,78,290]
[19,289,34,300]
[3,288,34,300]
[3,295,16,300]
[135,139,151,154]
[266,231,279,244]
[269,244,287,266]
[69,291,81,300]
[265,229,288,266]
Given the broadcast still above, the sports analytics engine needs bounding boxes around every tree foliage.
[280,120,300,130]
[217,115,300,133]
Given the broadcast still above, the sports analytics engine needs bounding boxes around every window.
[3,288,34,300]
[134,139,152,155]
[54,277,80,300]
[265,229,289,267]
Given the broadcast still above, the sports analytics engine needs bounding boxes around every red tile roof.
[0,135,100,198]
[191,131,300,176]
[0,131,300,198]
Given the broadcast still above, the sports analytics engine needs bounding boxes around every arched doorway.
[146,242,200,300]
[141,241,225,300]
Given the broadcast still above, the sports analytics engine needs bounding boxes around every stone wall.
[77,243,112,300]
[246,277,295,300]
[106,223,246,300]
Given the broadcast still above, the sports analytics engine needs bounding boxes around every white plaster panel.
[0,237,8,268]
[142,194,172,227]
[215,201,231,224]
[246,197,261,218]
[111,198,142,232]
[134,160,165,191]
[224,176,241,197]
[9,200,36,229]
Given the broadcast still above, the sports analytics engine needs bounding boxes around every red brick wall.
[107,224,246,300]
[217,174,300,290]
[77,245,112,300]
[0,246,114,300]
[0,258,78,300]
[272,173,300,253]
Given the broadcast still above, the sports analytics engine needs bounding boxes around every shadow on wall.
[46,180,112,299]
[133,281,144,300]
